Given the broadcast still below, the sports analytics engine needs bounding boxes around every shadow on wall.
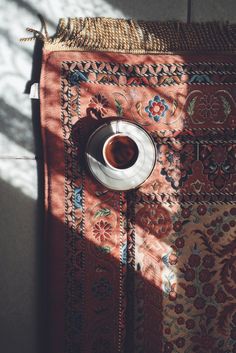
[102,0,188,21]
[0,177,44,353]
[0,39,45,353]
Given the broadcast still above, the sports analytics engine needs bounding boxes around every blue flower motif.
[70,70,88,85]
[162,254,170,268]
[145,95,169,122]
[74,186,82,209]
[189,74,212,84]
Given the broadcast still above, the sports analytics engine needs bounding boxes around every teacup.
[102,133,139,170]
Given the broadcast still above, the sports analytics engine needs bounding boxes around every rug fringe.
[21,16,236,53]
[20,14,49,42]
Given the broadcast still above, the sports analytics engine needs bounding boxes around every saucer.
[85,120,156,191]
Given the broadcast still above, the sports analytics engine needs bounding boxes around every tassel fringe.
[20,14,49,42]
[21,16,236,54]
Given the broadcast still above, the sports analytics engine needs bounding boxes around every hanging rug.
[22,17,236,353]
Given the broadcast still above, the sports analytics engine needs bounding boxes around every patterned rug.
[28,18,236,353]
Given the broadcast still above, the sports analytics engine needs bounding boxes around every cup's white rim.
[85,120,157,191]
[102,132,139,171]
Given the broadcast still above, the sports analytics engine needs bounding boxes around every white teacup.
[102,133,139,170]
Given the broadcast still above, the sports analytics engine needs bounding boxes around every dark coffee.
[104,135,139,169]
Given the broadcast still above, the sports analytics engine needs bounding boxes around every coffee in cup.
[103,134,139,169]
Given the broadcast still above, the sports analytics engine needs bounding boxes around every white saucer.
[85,120,156,191]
